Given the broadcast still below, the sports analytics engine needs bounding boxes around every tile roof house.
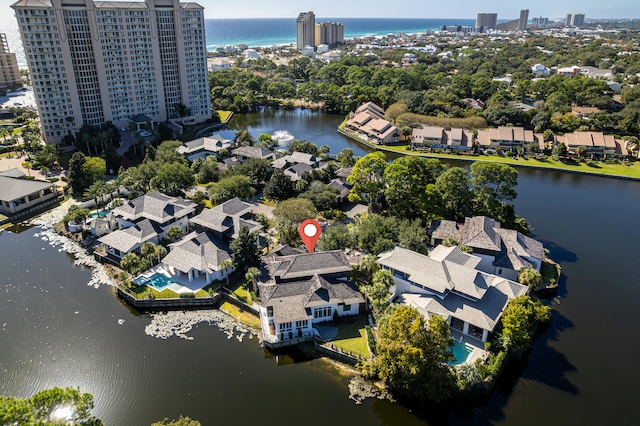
[379,245,529,342]
[189,197,262,241]
[161,231,232,284]
[257,248,365,347]
[345,102,400,145]
[98,191,196,260]
[477,126,544,151]
[429,216,545,281]
[410,126,475,152]
[176,134,232,162]
[0,171,57,216]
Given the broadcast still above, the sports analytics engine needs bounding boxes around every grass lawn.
[338,123,640,180]
[217,110,233,123]
[330,317,370,359]
[232,285,253,305]
[220,301,261,328]
[541,259,561,286]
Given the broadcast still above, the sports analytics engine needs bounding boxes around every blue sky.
[202,0,640,19]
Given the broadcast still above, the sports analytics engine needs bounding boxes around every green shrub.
[179,292,195,298]
[48,177,59,183]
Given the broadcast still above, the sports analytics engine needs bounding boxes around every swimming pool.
[449,341,474,365]
[133,273,175,291]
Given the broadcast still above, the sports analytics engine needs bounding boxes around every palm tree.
[85,181,105,211]
[219,258,234,287]
[155,245,167,265]
[141,242,158,266]
[245,267,260,295]
[166,226,184,243]
[120,253,140,276]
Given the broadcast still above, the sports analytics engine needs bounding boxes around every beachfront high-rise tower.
[296,11,315,50]
[0,34,22,94]
[11,0,211,146]
[315,21,344,47]
[476,13,497,30]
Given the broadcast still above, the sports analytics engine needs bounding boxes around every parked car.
[120,127,128,132]
[137,130,152,137]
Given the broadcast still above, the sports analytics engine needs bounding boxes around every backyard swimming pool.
[133,273,175,291]
[449,341,474,365]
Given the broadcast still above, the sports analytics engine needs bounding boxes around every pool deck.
[137,265,210,293]
[450,330,487,366]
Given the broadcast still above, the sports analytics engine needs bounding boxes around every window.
[267,307,273,317]
[313,307,332,319]
[343,304,351,312]
[295,320,308,328]
[279,322,292,331]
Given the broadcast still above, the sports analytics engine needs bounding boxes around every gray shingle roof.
[162,231,230,274]
[461,216,502,251]
[189,197,262,238]
[112,191,196,225]
[0,176,55,202]
[97,219,162,253]
[231,146,277,160]
[177,135,231,155]
[270,251,352,280]
[0,168,26,178]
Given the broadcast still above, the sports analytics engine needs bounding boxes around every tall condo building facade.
[531,16,549,26]
[476,13,497,30]
[296,11,315,50]
[315,21,344,47]
[496,9,529,31]
[0,34,22,93]
[11,0,211,145]
[566,13,585,27]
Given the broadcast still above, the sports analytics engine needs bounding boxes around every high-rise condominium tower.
[476,13,497,30]
[11,0,211,145]
[566,13,585,27]
[315,22,344,47]
[0,34,22,93]
[296,11,315,50]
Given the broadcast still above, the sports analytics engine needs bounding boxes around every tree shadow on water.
[537,239,578,263]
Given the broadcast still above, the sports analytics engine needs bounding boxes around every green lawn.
[330,317,370,359]
[541,259,561,286]
[232,285,253,305]
[220,301,261,328]
[217,110,233,123]
[338,123,640,180]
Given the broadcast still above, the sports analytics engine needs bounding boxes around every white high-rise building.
[296,11,315,51]
[11,0,211,145]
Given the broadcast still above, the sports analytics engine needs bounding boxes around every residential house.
[477,126,544,151]
[580,66,614,81]
[410,126,474,151]
[557,65,581,77]
[0,169,57,216]
[161,231,233,284]
[207,57,233,71]
[271,151,326,181]
[555,131,624,158]
[345,102,400,145]
[429,216,545,280]
[189,197,262,242]
[177,135,232,162]
[98,192,196,261]
[258,249,365,347]
[531,63,550,75]
[379,245,529,342]
[231,146,279,163]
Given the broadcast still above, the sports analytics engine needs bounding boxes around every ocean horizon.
[205,17,477,48]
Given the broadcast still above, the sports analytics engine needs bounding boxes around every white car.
[138,130,152,137]
[120,127,128,132]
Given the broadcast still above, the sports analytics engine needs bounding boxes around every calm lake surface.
[2,108,639,425]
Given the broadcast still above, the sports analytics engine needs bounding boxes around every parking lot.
[0,87,37,110]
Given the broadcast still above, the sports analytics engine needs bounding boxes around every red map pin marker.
[299,219,322,253]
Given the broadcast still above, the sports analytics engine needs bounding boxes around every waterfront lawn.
[232,285,253,306]
[330,317,369,359]
[541,259,561,286]
[220,301,261,328]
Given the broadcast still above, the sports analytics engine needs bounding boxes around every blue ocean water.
[205,18,476,48]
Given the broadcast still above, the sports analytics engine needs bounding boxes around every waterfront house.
[476,126,544,151]
[161,231,232,284]
[98,192,196,261]
[177,135,232,162]
[345,102,401,145]
[379,245,529,342]
[189,197,262,242]
[271,151,326,181]
[410,126,474,151]
[429,216,545,280]
[258,249,365,347]
[231,146,279,163]
[0,169,57,216]
[555,131,624,158]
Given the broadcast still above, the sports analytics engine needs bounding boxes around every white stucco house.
[258,248,365,347]
[531,63,550,75]
[429,216,545,281]
[379,245,529,342]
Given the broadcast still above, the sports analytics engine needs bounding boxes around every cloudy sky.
[200,0,638,19]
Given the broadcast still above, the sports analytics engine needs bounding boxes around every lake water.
[2,109,640,425]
